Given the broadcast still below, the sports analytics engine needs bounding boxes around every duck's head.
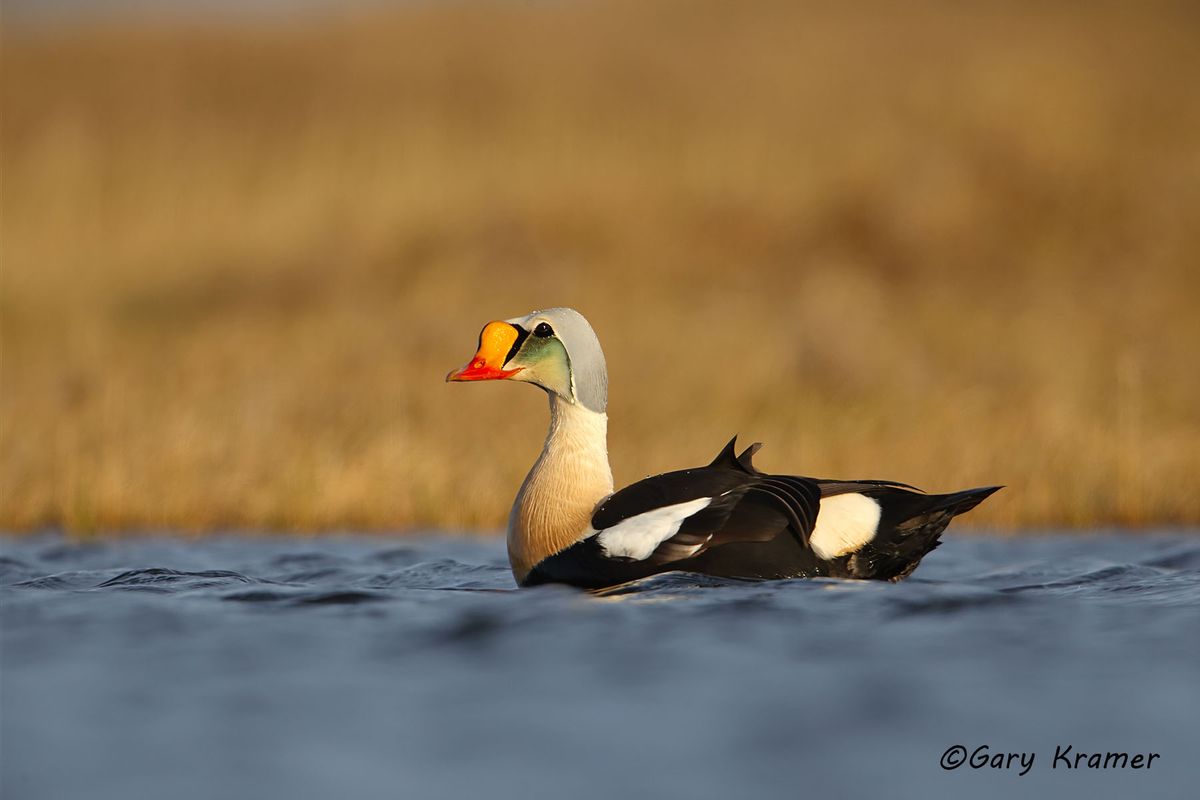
[446,307,608,413]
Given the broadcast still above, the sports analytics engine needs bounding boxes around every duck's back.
[522,437,1000,589]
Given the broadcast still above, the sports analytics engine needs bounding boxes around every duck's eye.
[533,322,554,338]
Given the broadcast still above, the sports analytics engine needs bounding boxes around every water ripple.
[96,567,258,590]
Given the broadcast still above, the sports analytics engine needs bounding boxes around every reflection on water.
[3,533,1199,800]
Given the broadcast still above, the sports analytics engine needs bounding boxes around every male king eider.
[447,307,1000,589]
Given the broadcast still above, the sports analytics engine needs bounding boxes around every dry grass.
[3,0,1199,535]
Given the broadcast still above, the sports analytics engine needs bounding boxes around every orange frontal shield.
[446,321,524,381]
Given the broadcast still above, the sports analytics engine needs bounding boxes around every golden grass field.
[2,0,1199,535]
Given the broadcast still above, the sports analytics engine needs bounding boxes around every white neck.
[506,395,614,583]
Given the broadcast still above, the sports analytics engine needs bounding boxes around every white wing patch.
[810,493,882,560]
[594,497,714,561]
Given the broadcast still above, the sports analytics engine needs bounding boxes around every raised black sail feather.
[448,307,1001,589]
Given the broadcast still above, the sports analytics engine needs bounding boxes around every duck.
[447,307,1000,589]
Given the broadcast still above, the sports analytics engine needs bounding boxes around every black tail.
[841,485,1003,581]
[922,485,1004,518]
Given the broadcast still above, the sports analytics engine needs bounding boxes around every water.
[3,533,1198,800]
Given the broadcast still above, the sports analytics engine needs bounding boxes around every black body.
[523,438,1000,590]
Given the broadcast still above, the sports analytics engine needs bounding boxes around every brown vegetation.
[3,0,1199,534]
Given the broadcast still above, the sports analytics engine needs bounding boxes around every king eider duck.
[447,307,1000,590]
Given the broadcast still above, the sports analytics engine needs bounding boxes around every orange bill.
[446,321,525,381]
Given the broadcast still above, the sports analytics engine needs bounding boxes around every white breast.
[594,497,714,561]
[809,493,882,560]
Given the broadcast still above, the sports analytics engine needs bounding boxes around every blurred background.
[3,0,1198,535]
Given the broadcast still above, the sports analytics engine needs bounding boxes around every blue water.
[3,533,1199,800]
